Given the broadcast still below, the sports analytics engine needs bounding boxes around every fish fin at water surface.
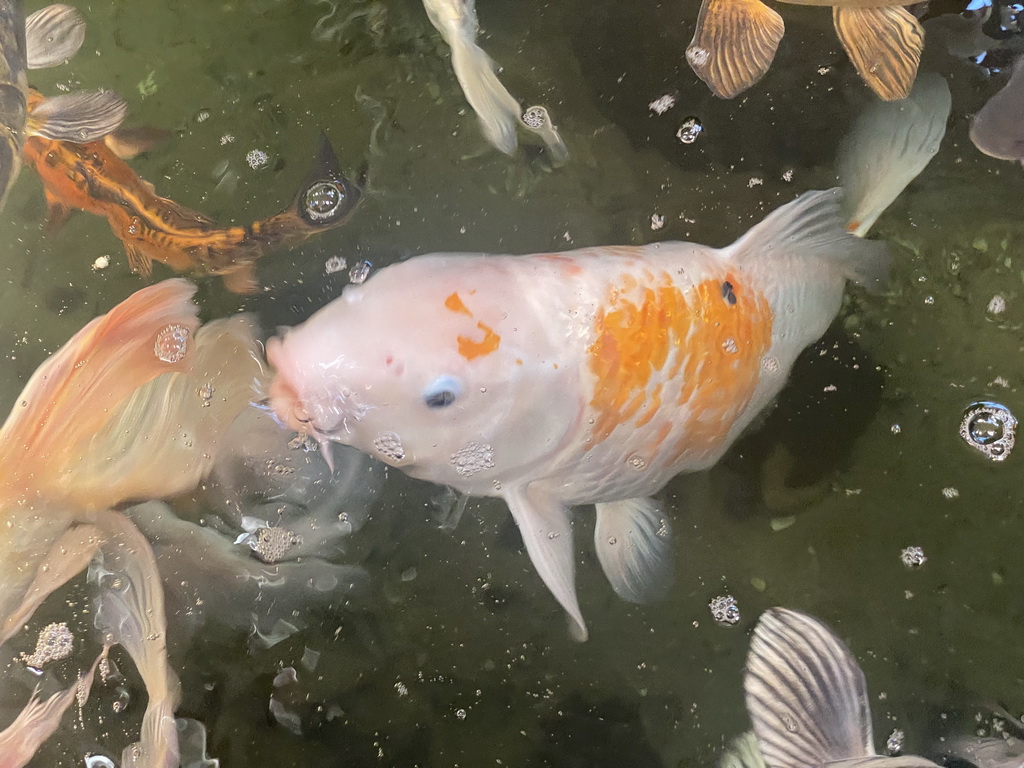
[832,6,924,102]
[744,607,875,768]
[0,279,200,497]
[27,89,128,143]
[0,651,103,768]
[221,261,259,294]
[593,497,673,604]
[505,486,587,641]
[686,0,785,100]
[89,509,181,768]
[719,731,767,768]
[725,188,890,292]
[446,28,521,154]
[124,242,154,276]
[24,4,86,69]
[839,72,951,238]
[104,124,173,159]
[61,315,264,509]
[0,523,105,644]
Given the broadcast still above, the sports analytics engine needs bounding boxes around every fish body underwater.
[0,2,126,209]
[22,118,362,292]
[741,607,942,768]
[970,59,1024,166]
[267,190,887,641]
[686,0,924,102]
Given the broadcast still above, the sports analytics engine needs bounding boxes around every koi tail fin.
[839,72,951,237]
[725,188,890,293]
[253,132,362,246]
[447,33,522,155]
[0,279,200,498]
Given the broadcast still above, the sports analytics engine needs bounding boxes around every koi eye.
[423,376,462,409]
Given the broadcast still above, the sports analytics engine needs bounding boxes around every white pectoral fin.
[594,498,674,604]
[448,36,521,155]
[719,731,767,768]
[28,89,128,143]
[744,607,875,768]
[504,487,587,641]
[25,4,86,69]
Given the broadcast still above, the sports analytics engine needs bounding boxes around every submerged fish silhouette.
[23,111,362,293]
[686,0,925,101]
[970,59,1024,166]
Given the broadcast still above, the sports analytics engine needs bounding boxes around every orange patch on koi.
[458,322,501,360]
[444,292,473,316]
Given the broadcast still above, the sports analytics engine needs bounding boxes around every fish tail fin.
[0,279,200,499]
[448,36,521,155]
[840,72,951,237]
[251,132,361,248]
[89,509,180,768]
[62,314,266,508]
[725,188,891,292]
[718,731,767,768]
[744,607,875,768]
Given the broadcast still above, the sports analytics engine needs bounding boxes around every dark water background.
[1,0,1023,764]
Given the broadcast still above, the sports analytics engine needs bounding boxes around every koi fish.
[741,607,942,768]
[22,108,362,293]
[0,279,263,765]
[265,77,948,641]
[422,0,568,164]
[0,2,126,208]
[686,0,925,101]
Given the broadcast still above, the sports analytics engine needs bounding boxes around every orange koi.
[22,89,362,293]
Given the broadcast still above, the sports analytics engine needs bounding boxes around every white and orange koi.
[266,73,950,641]
[0,279,261,766]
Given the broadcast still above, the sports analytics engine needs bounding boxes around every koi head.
[267,255,580,493]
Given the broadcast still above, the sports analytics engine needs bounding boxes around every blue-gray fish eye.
[423,376,462,408]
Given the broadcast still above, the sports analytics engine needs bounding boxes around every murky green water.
[3,0,1023,765]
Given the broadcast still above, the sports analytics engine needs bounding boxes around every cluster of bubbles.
[900,546,927,569]
[19,622,74,669]
[676,117,703,145]
[959,402,1017,461]
[154,324,190,364]
[709,594,740,626]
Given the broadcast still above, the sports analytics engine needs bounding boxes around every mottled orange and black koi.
[23,89,360,292]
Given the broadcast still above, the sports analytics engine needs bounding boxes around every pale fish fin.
[221,261,259,294]
[945,736,1024,768]
[124,242,154,276]
[104,124,172,159]
[686,0,784,100]
[719,731,767,768]
[25,4,86,69]
[63,315,264,509]
[27,89,128,142]
[0,279,200,496]
[447,33,521,154]
[832,6,924,102]
[724,188,890,292]
[0,523,105,644]
[593,498,673,604]
[519,105,569,166]
[89,509,181,768]
[176,718,218,768]
[504,486,586,641]
[0,651,102,767]
[970,59,1024,164]
[744,607,874,768]
[839,72,950,237]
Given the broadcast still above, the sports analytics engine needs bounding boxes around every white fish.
[744,607,941,768]
[839,72,951,237]
[422,0,522,155]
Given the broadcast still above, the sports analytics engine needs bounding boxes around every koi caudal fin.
[252,132,362,248]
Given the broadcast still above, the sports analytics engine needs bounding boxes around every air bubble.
[886,729,905,756]
[676,117,703,144]
[721,337,738,354]
[154,324,190,363]
[450,441,495,477]
[85,757,117,768]
[374,432,406,462]
[708,594,740,626]
[900,546,926,569]
[686,46,710,67]
[349,260,372,284]
[521,106,547,129]
[960,402,1017,461]
[304,181,346,222]
[627,454,647,470]
[325,255,347,274]
[250,527,302,564]
[246,148,269,170]
[20,622,74,668]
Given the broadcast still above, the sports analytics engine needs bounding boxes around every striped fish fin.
[832,6,924,102]
[744,607,874,768]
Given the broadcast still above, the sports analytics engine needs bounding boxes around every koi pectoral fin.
[124,243,154,276]
[27,89,128,143]
[504,486,587,641]
[25,4,86,69]
[221,261,259,294]
[833,5,924,102]
[594,498,674,604]
[686,0,784,100]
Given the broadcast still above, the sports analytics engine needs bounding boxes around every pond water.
[3,0,1024,765]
